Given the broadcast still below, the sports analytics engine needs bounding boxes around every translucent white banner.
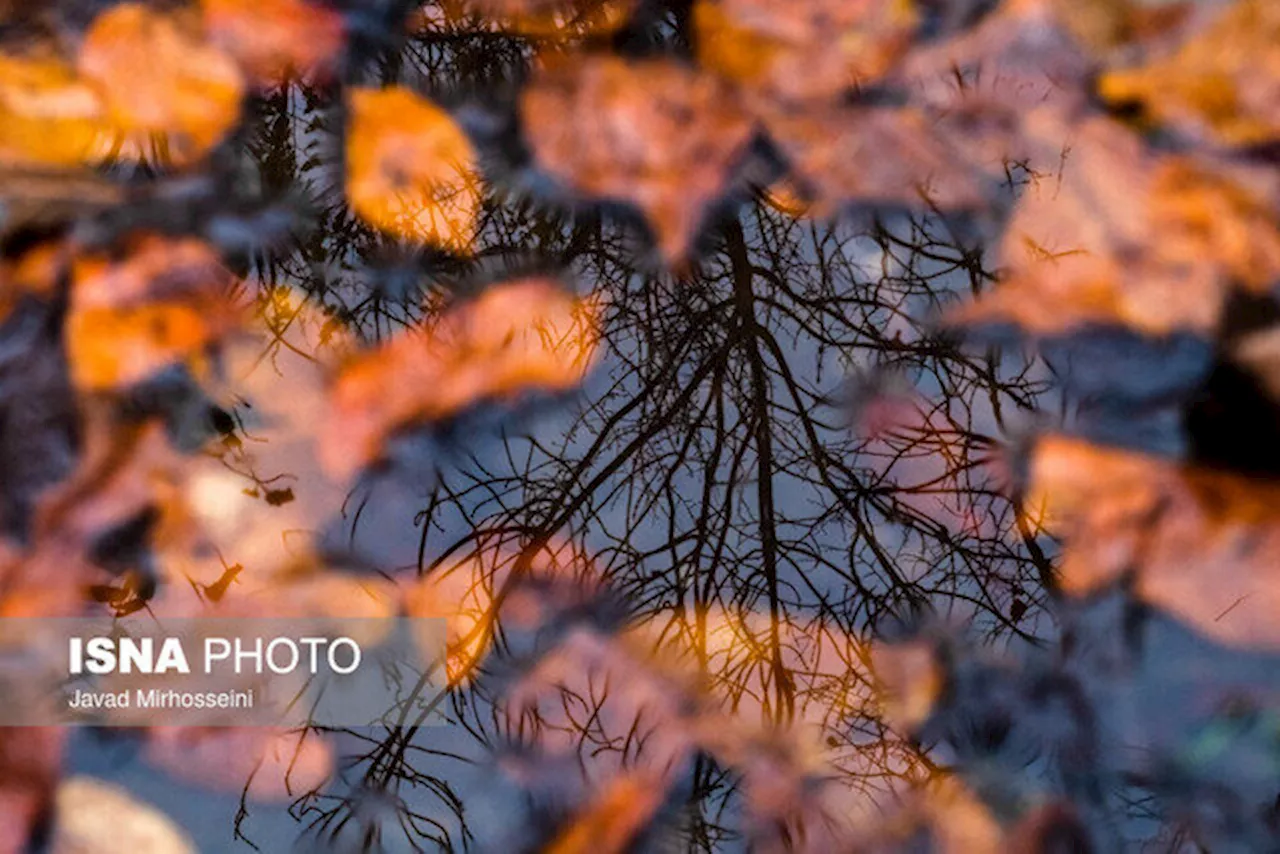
[0,618,447,727]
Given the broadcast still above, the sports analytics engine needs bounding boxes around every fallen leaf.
[759,178,813,218]
[440,0,639,36]
[920,775,1005,854]
[950,116,1280,336]
[0,239,66,326]
[403,557,503,686]
[66,235,242,391]
[695,0,920,105]
[52,777,195,854]
[14,413,190,616]
[151,284,357,595]
[78,3,245,164]
[201,0,346,87]
[1028,435,1280,649]
[872,640,943,733]
[144,727,333,802]
[33,416,185,559]
[322,278,601,477]
[0,729,64,854]
[763,104,986,216]
[345,85,481,251]
[545,771,666,854]
[0,52,107,167]
[897,0,1095,174]
[520,55,755,262]
[1100,0,1280,147]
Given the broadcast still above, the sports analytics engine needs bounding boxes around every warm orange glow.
[345,86,482,251]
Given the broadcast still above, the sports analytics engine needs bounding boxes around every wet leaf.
[898,0,1095,173]
[950,116,1280,336]
[201,0,346,87]
[78,3,245,164]
[0,52,108,168]
[1100,0,1280,146]
[52,777,195,854]
[440,0,639,36]
[403,558,497,685]
[917,775,1005,854]
[66,235,243,391]
[872,640,943,733]
[0,240,65,326]
[345,85,481,251]
[144,727,333,803]
[169,286,354,588]
[0,729,63,854]
[1029,435,1280,649]
[33,416,185,560]
[695,0,920,105]
[322,278,602,477]
[763,104,986,216]
[546,771,666,854]
[521,55,755,262]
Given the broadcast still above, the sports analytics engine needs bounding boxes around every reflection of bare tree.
[244,191,1059,847]
[229,24,1061,847]
[398,200,1057,845]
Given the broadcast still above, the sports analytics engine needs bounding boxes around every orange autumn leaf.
[521,56,755,262]
[760,177,813,218]
[322,278,601,477]
[78,3,245,163]
[1100,0,1280,146]
[0,240,66,326]
[22,415,191,617]
[695,0,919,105]
[67,236,242,391]
[0,52,108,168]
[403,558,498,686]
[871,640,942,733]
[52,777,195,854]
[144,727,333,803]
[896,0,1096,175]
[0,729,64,854]
[440,0,639,37]
[1028,435,1280,650]
[150,286,356,593]
[917,775,1005,854]
[345,86,481,251]
[545,771,667,854]
[763,105,986,217]
[950,116,1280,336]
[201,0,345,87]
[33,418,187,555]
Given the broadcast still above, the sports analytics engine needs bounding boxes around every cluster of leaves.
[0,0,1277,851]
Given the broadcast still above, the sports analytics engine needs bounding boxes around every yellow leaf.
[1100,0,1280,146]
[201,0,345,87]
[695,0,919,105]
[520,55,754,262]
[53,777,195,854]
[345,85,482,251]
[1029,435,1280,650]
[950,116,1280,336]
[0,52,108,167]
[66,236,242,391]
[439,0,639,37]
[322,278,601,477]
[78,3,245,164]
[545,772,666,854]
